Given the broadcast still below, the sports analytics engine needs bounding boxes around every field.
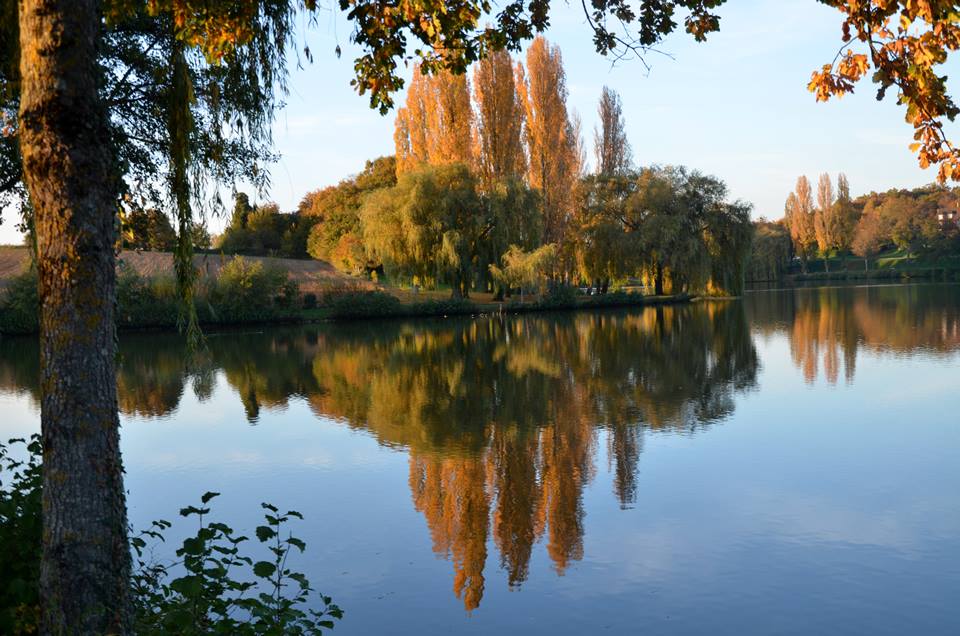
[0,246,375,295]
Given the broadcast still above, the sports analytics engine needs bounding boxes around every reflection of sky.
[2,323,959,634]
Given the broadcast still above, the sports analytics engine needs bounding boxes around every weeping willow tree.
[3,0,294,340]
[705,201,754,296]
[361,163,487,296]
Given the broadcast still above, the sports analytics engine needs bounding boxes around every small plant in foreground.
[0,437,342,635]
[133,493,342,635]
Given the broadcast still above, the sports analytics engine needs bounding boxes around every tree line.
[290,37,754,297]
[748,176,960,281]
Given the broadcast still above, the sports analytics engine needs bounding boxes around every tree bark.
[18,1,131,633]
[654,262,664,296]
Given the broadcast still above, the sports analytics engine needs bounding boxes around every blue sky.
[0,0,955,245]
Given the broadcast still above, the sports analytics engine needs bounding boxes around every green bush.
[302,293,318,310]
[116,265,180,328]
[325,290,402,319]
[536,284,578,309]
[0,437,342,635]
[208,257,295,322]
[0,267,39,335]
[0,436,42,634]
[404,298,477,317]
[584,289,646,308]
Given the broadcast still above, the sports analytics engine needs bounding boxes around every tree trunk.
[654,262,664,296]
[18,1,131,633]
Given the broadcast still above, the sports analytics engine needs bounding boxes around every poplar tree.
[395,65,473,172]
[814,172,834,270]
[517,37,579,246]
[472,50,525,189]
[593,86,632,176]
[788,176,816,272]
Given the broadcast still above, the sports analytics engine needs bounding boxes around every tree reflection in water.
[4,285,958,609]
[747,284,960,384]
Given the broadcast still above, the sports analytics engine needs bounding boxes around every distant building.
[937,208,959,229]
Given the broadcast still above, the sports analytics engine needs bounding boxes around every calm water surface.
[2,284,959,634]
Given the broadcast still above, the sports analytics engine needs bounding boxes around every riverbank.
[748,251,960,285]
[0,286,693,336]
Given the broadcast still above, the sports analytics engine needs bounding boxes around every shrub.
[536,284,578,309]
[584,289,645,308]
[116,265,179,328]
[302,293,318,310]
[209,257,293,322]
[0,267,39,335]
[405,298,477,317]
[0,437,343,635]
[325,290,401,319]
[0,437,42,634]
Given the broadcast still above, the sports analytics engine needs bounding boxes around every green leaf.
[201,491,221,504]
[253,561,277,578]
[181,537,204,555]
[255,525,276,542]
[261,502,279,513]
[287,537,306,552]
[170,575,203,597]
[286,510,304,519]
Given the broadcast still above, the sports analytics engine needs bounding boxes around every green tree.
[361,163,485,297]
[747,220,793,282]
[303,156,396,273]
[573,174,639,291]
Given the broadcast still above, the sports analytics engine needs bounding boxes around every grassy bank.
[747,251,960,285]
[1,263,692,336]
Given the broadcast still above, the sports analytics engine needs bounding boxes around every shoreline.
[0,292,695,337]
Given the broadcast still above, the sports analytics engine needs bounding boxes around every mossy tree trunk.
[18,0,131,633]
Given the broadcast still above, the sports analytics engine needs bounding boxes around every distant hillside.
[0,247,373,294]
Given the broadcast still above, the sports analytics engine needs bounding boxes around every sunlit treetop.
[102,0,960,182]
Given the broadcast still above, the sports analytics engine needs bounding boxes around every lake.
[2,283,959,634]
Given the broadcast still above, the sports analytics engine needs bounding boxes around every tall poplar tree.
[472,50,525,189]
[834,172,857,252]
[395,65,473,172]
[517,37,578,246]
[593,86,632,176]
[814,172,835,270]
[788,176,816,272]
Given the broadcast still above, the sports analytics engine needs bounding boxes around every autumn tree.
[787,176,816,272]
[833,172,858,252]
[593,86,632,176]
[518,37,580,246]
[814,172,835,270]
[395,66,473,173]
[851,207,886,270]
[303,156,396,273]
[472,50,526,189]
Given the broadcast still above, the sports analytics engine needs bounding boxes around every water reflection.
[3,285,958,612]
[0,302,759,610]
[747,284,960,384]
